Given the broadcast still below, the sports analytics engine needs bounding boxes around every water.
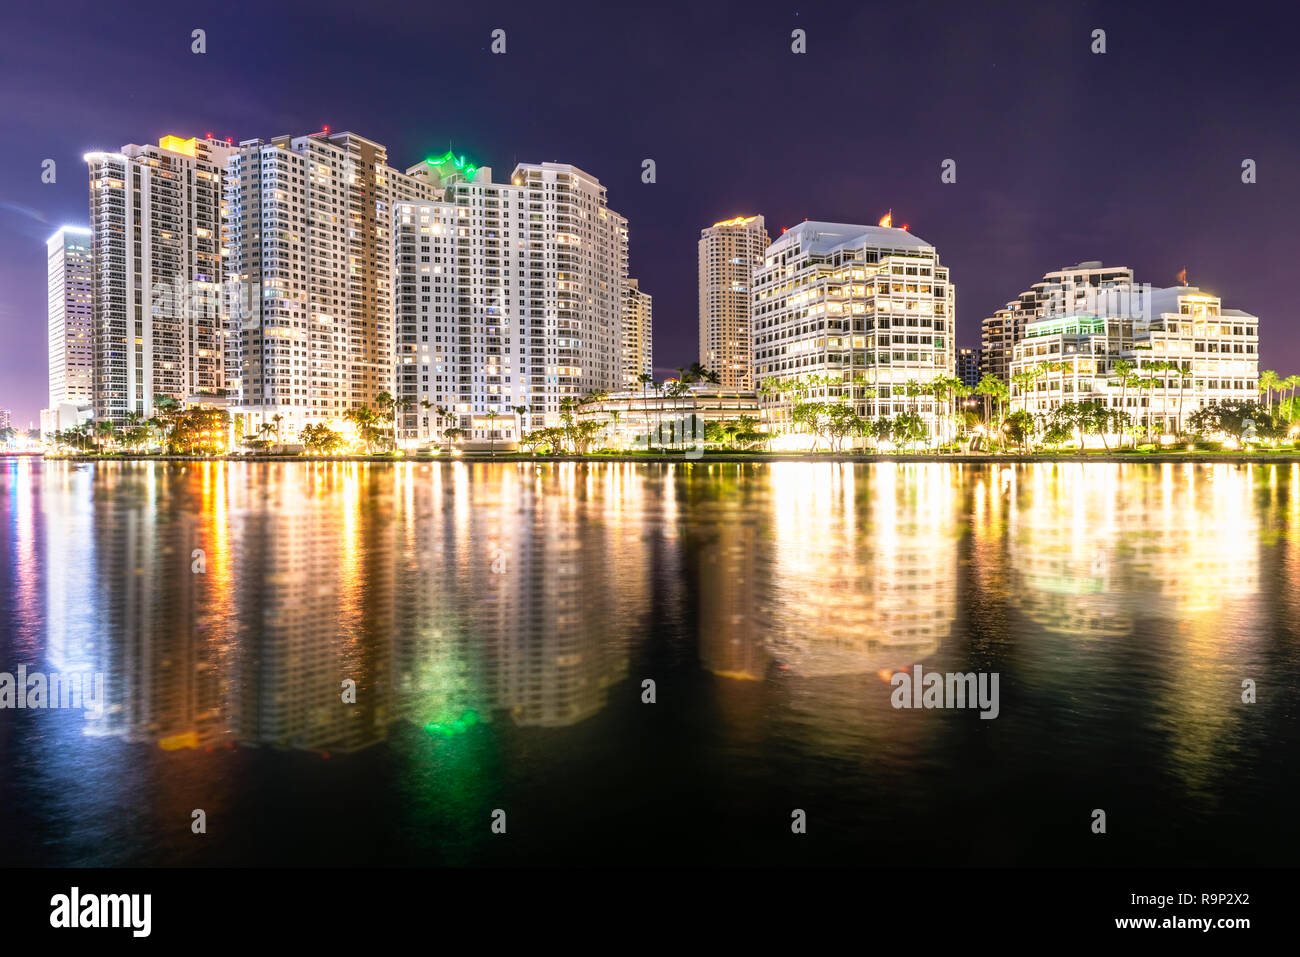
[1,458,1297,866]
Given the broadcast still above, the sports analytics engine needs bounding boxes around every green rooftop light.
[425,150,478,181]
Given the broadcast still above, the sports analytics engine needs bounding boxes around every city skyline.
[2,1,1298,426]
[4,0,1300,903]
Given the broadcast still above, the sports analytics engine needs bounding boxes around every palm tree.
[95,419,116,453]
[1082,400,1111,452]
[607,408,622,449]
[485,410,500,456]
[951,380,972,446]
[444,427,467,452]
[928,377,951,450]
[435,405,454,454]
[1010,367,1038,404]
[374,391,404,450]
[1109,359,1138,449]
[974,374,1001,428]
[271,413,283,445]
[1009,368,1041,449]
[666,379,692,449]
[153,395,182,447]
[343,407,382,453]
[637,373,654,445]
[1175,364,1193,437]
[1259,369,1280,415]
[651,381,665,448]
[946,374,965,445]
[1148,361,1173,440]
[792,401,822,451]
[144,416,163,449]
[511,405,530,447]
[1283,375,1300,422]
[559,397,577,453]
[418,399,435,446]
[389,397,412,450]
[686,361,720,385]
[756,377,777,441]
[904,379,922,415]
[1136,375,1156,444]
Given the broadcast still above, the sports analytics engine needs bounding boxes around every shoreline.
[21,451,1300,465]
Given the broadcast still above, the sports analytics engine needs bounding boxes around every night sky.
[1,0,1296,425]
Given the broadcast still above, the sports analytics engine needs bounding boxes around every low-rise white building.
[575,384,760,448]
[982,261,1134,383]
[751,221,956,445]
[1010,284,1259,439]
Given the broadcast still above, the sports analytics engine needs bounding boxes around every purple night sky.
[1,0,1296,424]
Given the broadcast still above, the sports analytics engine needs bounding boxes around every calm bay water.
[1,458,1298,866]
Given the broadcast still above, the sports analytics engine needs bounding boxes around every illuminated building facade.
[46,226,94,411]
[622,278,653,390]
[223,130,435,441]
[980,261,1134,383]
[85,135,234,424]
[1009,283,1259,437]
[751,221,955,443]
[699,215,768,389]
[956,347,980,388]
[392,160,628,450]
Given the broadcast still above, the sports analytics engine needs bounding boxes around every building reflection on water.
[1002,463,1262,636]
[13,460,656,754]
[695,463,959,680]
[3,458,1298,764]
[393,461,647,733]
